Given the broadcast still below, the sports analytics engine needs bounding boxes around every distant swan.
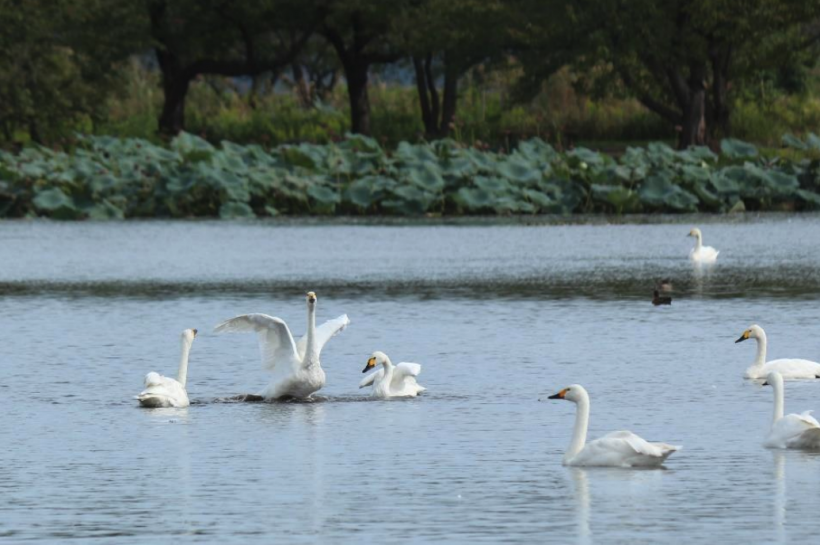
[735,325,820,379]
[215,292,349,399]
[762,371,820,449]
[547,384,680,467]
[688,227,719,263]
[359,351,425,398]
[137,328,197,408]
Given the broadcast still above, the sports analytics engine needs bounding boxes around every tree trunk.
[158,72,190,136]
[343,60,371,135]
[154,46,190,136]
[679,85,706,148]
[708,43,732,140]
[413,55,436,136]
[292,63,312,108]
[439,56,459,136]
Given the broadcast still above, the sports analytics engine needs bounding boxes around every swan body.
[688,227,719,263]
[215,292,349,399]
[136,328,197,408]
[548,384,679,468]
[762,371,820,450]
[736,325,820,379]
[360,351,425,398]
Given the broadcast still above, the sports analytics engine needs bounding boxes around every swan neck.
[305,304,317,358]
[567,393,590,462]
[694,232,703,251]
[772,380,784,425]
[753,332,767,368]
[176,337,192,387]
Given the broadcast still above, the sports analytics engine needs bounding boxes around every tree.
[146,0,316,135]
[517,0,820,148]
[0,0,142,144]
[400,0,507,138]
[319,1,405,135]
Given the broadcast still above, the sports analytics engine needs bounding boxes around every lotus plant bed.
[2,133,820,219]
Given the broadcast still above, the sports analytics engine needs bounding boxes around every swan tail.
[137,393,173,408]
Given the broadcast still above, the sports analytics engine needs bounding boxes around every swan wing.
[296,314,350,359]
[576,431,678,466]
[137,375,188,407]
[770,413,820,449]
[359,368,385,389]
[214,313,299,370]
[390,362,421,386]
[763,359,820,379]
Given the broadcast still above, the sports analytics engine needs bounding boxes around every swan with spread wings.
[215,292,349,399]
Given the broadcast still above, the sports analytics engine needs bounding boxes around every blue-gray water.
[1,215,820,543]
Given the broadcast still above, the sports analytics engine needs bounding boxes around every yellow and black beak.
[362,357,376,373]
[548,388,568,400]
[735,331,750,344]
[307,291,317,303]
[192,329,198,337]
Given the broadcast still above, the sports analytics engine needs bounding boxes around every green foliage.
[3,133,820,219]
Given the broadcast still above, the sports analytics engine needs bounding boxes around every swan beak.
[307,291,317,303]
[548,388,568,399]
[192,329,198,337]
[362,357,376,373]
[762,380,769,386]
[735,331,750,343]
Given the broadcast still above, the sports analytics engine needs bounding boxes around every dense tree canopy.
[1,0,820,146]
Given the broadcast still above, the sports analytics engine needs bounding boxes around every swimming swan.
[735,325,820,379]
[359,351,425,398]
[687,227,719,263]
[136,328,197,408]
[547,385,680,467]
[214,292,349,399]
[762,371,820,450]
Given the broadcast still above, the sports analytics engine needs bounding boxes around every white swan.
[547,385,680,467]
[735,325,820,379]
[688,227,719,263]
[359,351,425,398]
[214,292,349,399]
[136,328,197,408]
[762,371,820,449]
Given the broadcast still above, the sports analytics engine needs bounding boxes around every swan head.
[182,328,198,342]
[735,324,764,343]
[547,384,587,403]
[762,371,783,387]
[306,291,317,306]
[362,351,388,373]
[687,227,702,238]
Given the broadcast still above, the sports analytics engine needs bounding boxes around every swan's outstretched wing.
[296,314,350,359]
[214,314,299,370]
[359,368,385,389]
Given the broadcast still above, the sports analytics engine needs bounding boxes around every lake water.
[2,215,820,543]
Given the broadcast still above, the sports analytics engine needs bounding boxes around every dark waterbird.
[652,290,672,306]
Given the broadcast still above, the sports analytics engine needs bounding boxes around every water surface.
[2,215,820,543]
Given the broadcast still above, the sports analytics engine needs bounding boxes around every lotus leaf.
[219,201,255,219]
[807,133,820,150]
[346,179,375,208]
[495,157,542,185]
[782,134,807,150]
[395,142,438,165]
[307,184,341,205]
[721,138,758,159]
[405,163,445,192]
[33,187,74,211]
[86,200,125,220]
[796,189,820,207]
